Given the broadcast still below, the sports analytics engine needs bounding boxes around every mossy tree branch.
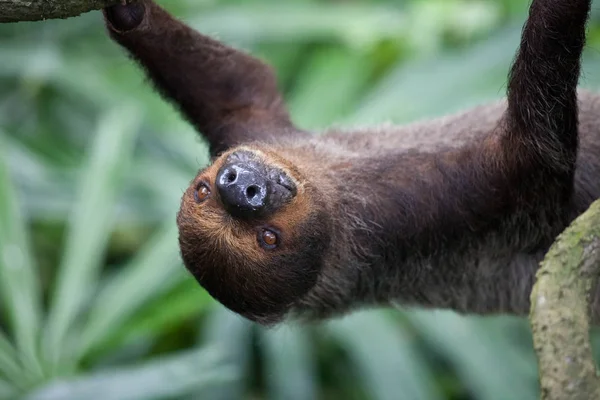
[530,199,600,400]
[0,0,123,23]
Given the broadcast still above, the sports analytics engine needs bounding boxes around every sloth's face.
[177,147,331,324]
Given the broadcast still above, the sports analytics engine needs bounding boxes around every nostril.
[226,171,237,183]
[246,185,258,199]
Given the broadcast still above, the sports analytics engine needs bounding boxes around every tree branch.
[0,0,123,23]
[530,199,600,400]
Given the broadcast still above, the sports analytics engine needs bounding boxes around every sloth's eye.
[195,184,211,203]
[259,229,278,249]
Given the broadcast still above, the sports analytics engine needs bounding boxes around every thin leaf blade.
[0,331,23,387]
[26,347,235,400]
[194,308,253,400]
[406,309,538,400]
[44,106,141,372]
[0,132,43,380]
[327,311,442,400]
[260,326,317,400]
[0,377,16,400]
[79,222,184,356]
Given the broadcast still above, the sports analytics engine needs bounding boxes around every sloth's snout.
[215,153,297,219]
[217,163,269,218]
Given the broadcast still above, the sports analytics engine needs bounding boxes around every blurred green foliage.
[2,0,600,399]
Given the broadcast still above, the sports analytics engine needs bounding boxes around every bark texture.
[530,199,600,400]
[0,0,123,23]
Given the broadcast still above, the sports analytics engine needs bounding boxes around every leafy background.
[1,0,600,399]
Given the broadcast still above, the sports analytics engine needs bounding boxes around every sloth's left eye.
[195,183,211,203]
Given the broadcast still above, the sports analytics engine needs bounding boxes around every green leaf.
[405,309,538,400]
[288,47,372,129]
[582,50,600,89]
[194,308,253,400]
[79,222,183,357]
[91,278,210,357]
[4,138,159,226]
[25,347,235,400]
[0,332,23,387]
[350,25,521,125]
[260,327,317,400]
[0,43,62,79]
[0,132,43,380]
[131,156,196,211]
[44,106,141,373]
[326,311,442,400]
[188,4,407,47]
[0,377,16,400]
[186,2,497,49]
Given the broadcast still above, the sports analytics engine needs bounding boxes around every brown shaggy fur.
[103,0,600,324]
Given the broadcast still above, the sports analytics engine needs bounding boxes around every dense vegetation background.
[2,0,600,399]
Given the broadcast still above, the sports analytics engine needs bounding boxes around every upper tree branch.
[530,199,600,400]
[0,0,123,23]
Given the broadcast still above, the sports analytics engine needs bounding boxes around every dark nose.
[216,164,269,217]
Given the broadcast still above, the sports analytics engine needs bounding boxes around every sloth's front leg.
[103,1,304,156]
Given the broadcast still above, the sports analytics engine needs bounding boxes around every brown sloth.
[102,0,600,325]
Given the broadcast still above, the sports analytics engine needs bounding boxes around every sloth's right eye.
[259,229,279,250]
[195,183,211,203]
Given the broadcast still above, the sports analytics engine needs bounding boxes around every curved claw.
[104,2,147,32]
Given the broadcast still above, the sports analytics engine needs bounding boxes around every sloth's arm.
[102,1,302,156]
[504,0,586,172]
[299,0,591,318]
[394,0,589,235]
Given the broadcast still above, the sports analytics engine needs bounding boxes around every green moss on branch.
[0,0,122,23]
[530,199,600,400]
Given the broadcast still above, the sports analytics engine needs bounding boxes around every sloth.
[103,0,600,325]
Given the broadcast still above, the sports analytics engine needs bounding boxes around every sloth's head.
[177,147,332,324]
